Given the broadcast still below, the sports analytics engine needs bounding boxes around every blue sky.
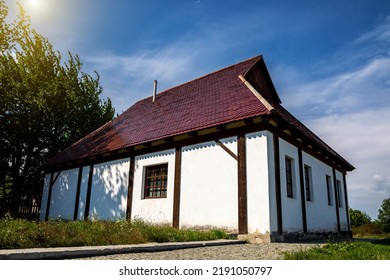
[5,0,390,219]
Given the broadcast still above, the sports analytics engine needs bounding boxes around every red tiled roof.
[45,55,271,166]
[44,55,354,171]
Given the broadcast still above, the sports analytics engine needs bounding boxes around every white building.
[39,55,354,241]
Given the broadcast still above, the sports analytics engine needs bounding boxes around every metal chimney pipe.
[152,80,157,102]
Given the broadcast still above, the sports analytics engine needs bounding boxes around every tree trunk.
[10,178,21,215]
[10,154,23,216]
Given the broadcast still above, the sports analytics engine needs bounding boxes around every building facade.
[39,55,354,241]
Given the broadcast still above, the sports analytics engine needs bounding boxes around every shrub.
[378,198,390,233]
[349,208,371,228]
[352,222,384,237]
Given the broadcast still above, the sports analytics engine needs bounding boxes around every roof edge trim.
[238,74,274,112]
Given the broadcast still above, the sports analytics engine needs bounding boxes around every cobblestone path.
[79,242,320,260]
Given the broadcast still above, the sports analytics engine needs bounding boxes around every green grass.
[0,219,230,249]
[283,238,390,260]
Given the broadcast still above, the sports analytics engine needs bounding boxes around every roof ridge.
[243,55,263,77]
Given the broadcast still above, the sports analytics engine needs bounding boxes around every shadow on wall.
[89,159,130,220]
[49,169,79,220]
[46,159,130,221]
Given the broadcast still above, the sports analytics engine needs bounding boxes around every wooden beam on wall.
[45,171,60,221]
[273,132,283,235]
[237,135,248,234]
[73,166,83,221]
[215,139,238,161]
[172,147,182,229]
[298,149,307,233]
[43,119,272,174]
[126,157,135,220]
[84,165,94,221]
[333,168,341,233]
[343,173,351,233]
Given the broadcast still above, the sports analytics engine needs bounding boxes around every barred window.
[144,164,168,199]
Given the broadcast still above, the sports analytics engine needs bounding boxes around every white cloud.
[274,14,390,219]
[87,50,194,86]
[81,15,257,113]
[304,108,390,219]
[355,15,390,43]
[373,174,390,192]
[280,56,390,118]
[83,41,209,113]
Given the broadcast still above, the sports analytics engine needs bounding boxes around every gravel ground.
[77,242,322,260]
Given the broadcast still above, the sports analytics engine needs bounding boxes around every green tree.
[349,208,371,228]
[378,198,390,233]
[0,1,115,216]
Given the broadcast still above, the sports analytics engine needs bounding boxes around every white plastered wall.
[267,133,278,234]
[302,151,338,232]
[246,131,271,234]
[88,158,130,220]
[279,138,303,233]
[180,137,238,230]
[45,168,79,220]
[75,166,90,220]
[131,149,175,224]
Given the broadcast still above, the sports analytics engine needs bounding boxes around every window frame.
[143,163,168,199]
[336,180,343,208]
[304,165,313,202]
[285,157,294,198]
[326,175,333,206]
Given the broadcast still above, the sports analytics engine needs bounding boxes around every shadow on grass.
[371,238,390,246]
[352,237,390,246]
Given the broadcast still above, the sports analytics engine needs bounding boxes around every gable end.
[243,56,282,105]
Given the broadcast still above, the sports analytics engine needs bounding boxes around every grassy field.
[284,224,390,260]
[0,219,230,249]
[283,238,390,260]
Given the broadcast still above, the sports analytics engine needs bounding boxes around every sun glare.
[29,0,41,7]
[24,0,49,15]
[28,0,44,10]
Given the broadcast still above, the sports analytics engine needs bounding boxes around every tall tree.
[0,1,115,216]
[349,208,371,228]
[378,198,390,233]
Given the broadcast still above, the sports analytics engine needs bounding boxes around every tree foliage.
[349,208,371,228]
[378,198,390,233]
[0,1,115,215]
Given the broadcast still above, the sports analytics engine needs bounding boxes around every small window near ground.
[144,164,168,199]
[304,165,313,202]
[326,175,333,206]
